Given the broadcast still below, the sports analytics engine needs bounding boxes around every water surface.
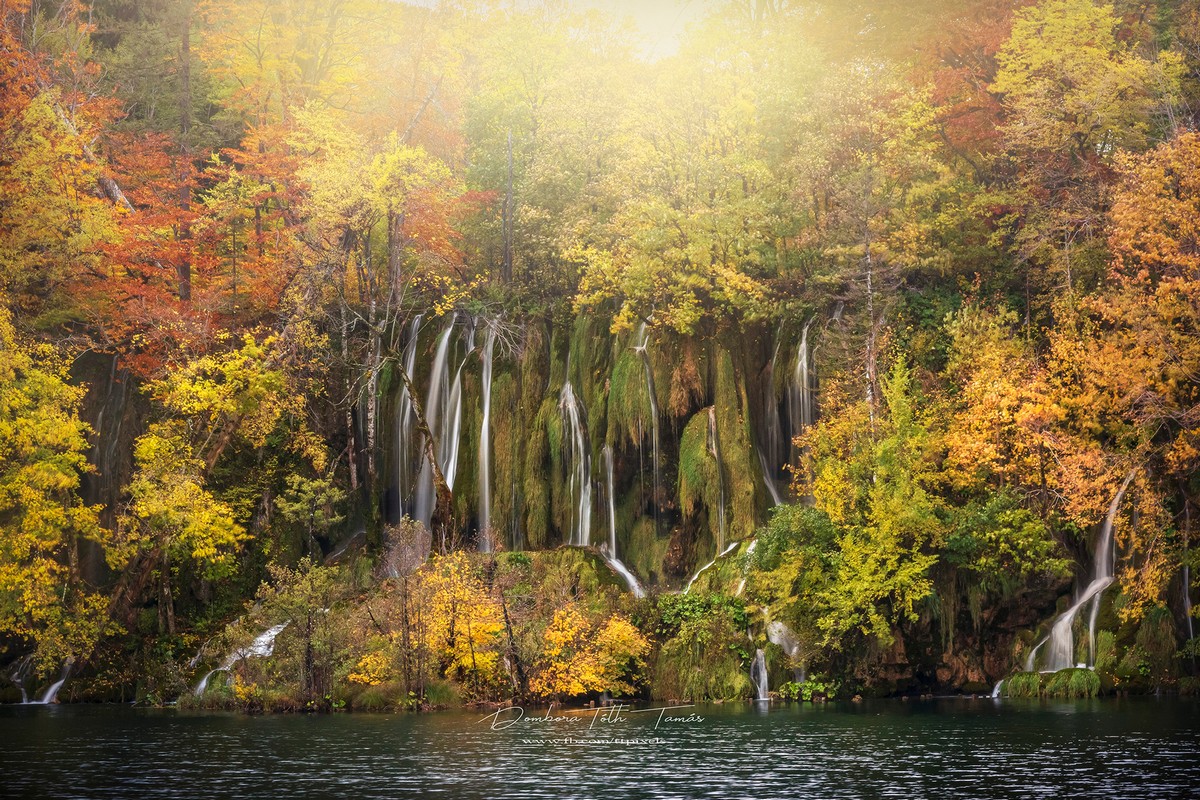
[2,697,1197,799]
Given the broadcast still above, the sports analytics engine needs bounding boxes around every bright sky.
[570,0,718,58]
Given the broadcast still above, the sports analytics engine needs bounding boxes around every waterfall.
[991,679,1004,699]
[195,623,288,696]
[413,316,475,530]
[751,649,769,701]
[633,323,661,527]
[790,318,816,433]
[8,655,33,704]
[757,326,786,507]
[602,445,645,598]
[413,322,454,528]
[441,324,476,492]
[762,324,785,473]
[34,677,66,705]
[684,541,739,593]
[757,449,784,507]
[559,381,592,547]
[396,314,423,518]
[24,661,71,705]
[708,407,727,551]
[757,318,816,507]
[477,323,497,551]
[604,446,618,556]
[1026,471,1136,672]
[1185,564,1195,644]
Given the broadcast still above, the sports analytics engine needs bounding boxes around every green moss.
[1134,606,1178,685]
[677,410,716,519]
[1094,630,1117,672]
[489,372,519,545]
[1003,671,1043,698]
[1043,668,1101,698]
[713,347,757,539]
[522,397,556,549]
[628,516,668,587]
[607,347,649,448]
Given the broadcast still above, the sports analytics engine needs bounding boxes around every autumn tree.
[529,603,649,699]
[990,0,1183,297]
[0,303,111,671]
[112,334,319,633]
[417,551,503,692]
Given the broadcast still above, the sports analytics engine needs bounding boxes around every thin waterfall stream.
[1026,471,1136,672]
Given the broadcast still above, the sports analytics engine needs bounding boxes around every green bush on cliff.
[1043,668,1101,698]
[1001,671,1042,698]
[651,593,752,701]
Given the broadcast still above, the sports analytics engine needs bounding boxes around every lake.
[2,697,1197,799]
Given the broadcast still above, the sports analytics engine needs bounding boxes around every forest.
[1,0,1199,711]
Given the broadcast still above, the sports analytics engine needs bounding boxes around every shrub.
[1003,671,1043,698]
[1043,668,1101,698]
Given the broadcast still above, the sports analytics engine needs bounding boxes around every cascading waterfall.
[633,322,661,526]
[413,322,454,528]
[395,314,423,518]
[789,318,816,438]
[758,318,816,507]
[708,407,728,552]
[991,679,1004,698]
[751,648,769,701]
[441,324,476,492]
[684,541,739,593]
[477,323,497,551]
[7,655,33,704]
[602,445,645,598]
[766,620,803,681]
[195,623,289,696]
[757,326,786,507]
[1185,564,1195,644]
[413,317,476,529]
[559,381,592,547]
[25,660,72,705]
[1026,471,1136,672]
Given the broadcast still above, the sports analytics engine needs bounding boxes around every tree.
[795,360,944,648]
[418,551,503,690]
[529,603,649,699]
[112,334,315,632]
[990,0,1183,295]
[0,303,110,671]
[253,557,343,706]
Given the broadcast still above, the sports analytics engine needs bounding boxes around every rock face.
[381,313,814,590]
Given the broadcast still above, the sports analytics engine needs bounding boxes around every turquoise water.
[1,697,1197,798]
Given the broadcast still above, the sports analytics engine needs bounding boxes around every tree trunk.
[397,368,454,547]
[160,549,176,636]
[177,0,192,302]
[503,129,514,283]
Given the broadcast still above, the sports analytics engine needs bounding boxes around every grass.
[1043,668,1101,698]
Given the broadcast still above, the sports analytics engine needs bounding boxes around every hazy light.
[571,0,717,59]
[402,0,717,60]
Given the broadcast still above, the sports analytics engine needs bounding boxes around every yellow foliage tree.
[0,304,111,670]
[419,552,504,683]
[530,604,649,699]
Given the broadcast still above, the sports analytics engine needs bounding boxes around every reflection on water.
[2,698,1198,799]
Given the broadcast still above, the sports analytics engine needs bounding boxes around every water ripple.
[1,698,1198,799]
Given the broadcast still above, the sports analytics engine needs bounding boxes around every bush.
[1043,668,1101,698]
[1002,671,1043,698]
[778,679,838,702]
